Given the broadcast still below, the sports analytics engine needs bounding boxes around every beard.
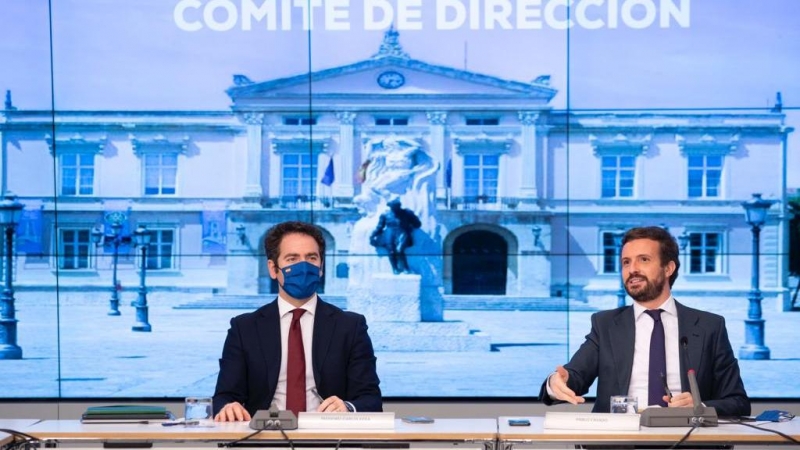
[625,270,667,303]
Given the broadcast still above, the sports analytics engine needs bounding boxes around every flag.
[321,157,335,186]
[445,159,452,189]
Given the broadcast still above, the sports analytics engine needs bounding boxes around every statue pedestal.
[348,273,491,352]
[349,273,422,322]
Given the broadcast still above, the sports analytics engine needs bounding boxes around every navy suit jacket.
[213,298,382,415]
[539,301,750,417]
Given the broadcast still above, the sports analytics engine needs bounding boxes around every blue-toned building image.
[0,1,798,399]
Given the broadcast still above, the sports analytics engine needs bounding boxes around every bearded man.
[539,226,750,417]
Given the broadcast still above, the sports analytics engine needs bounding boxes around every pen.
[661,372,673,401]
[161,420,199,427]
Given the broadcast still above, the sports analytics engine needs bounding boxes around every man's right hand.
[214,402,252,422]
[549,365,585,405]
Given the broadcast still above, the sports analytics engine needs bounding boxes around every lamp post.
[91,212,130,316]
[0,193,24,359]
[612,230,627,308]
[131,225,152,332]
[739,193,776,360]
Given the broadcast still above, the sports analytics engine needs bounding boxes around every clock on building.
[377,71,405,89]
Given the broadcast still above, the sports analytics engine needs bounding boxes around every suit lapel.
[611,307,636,394]
[256,300,282,399]
[312,298,336,387]
[676,301,704,392]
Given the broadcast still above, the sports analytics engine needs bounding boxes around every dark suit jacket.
[539,301,750,417]
[213,298,382,415]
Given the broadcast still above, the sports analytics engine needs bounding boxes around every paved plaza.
[1,292,799,399]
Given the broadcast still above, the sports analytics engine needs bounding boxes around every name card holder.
[543,412,640,431]
[298,412,396,430]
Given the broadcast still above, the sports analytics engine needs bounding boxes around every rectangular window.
[60,154,95,196]
[59,228,92,270]
[601,155,635,198]
[282,153,317,198]
[689,232,720,274]
[602,232,621,273]
[688,155,723,198]
[465,117,500,126]
[144,153,177,195]
[145,229,175,270]
[463,154,499,202]
[375,117,409,126]
[283,116,317,126]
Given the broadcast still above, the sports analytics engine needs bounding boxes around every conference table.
[8,418,498,450]
[498,416,800,449]
[3,417,800,449]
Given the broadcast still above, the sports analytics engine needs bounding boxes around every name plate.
[298,412,396,430]
[544,412,640,431]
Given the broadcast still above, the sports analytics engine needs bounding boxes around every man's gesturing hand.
[549,365,585,405]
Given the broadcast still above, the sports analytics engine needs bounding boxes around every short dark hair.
[621,226,681,287]
[264,221,326,266]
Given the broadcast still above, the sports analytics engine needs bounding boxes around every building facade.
[0,30,793,310]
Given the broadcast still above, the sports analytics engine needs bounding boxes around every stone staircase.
[442,295,595,311]
[174,294,594,312]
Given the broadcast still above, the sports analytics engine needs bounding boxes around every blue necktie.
[645,309,668,407]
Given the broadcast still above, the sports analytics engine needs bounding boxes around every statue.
[354,136,438,231]
[370,199,421,274]
[348,136,446,321]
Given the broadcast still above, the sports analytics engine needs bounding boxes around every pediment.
[228,56,557,103]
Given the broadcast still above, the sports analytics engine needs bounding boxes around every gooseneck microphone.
[638,336,718,427]
[687,369,704,417]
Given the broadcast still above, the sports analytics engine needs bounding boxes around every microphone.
[687,369,703,417]
[638,337,718,427]
[250,406,298,430]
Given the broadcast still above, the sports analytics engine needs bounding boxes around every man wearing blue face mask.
[213,221,383,421]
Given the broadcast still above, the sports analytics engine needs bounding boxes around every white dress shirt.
[270,295,321,412]
[629,296,681,407]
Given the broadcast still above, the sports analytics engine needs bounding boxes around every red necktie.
[286,308,307,415]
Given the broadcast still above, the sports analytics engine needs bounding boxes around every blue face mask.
[278,261,321,300]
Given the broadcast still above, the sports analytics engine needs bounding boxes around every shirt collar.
[277,294,318,318]
[633,295,677,321]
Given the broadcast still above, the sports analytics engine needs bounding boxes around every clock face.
[377,71,405,89]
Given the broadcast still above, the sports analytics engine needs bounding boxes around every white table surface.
[498,416,800,446]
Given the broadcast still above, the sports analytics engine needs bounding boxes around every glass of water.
[610,395,639,414]
[184,397,214,426]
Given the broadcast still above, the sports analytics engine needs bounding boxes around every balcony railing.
[260,195,352,210]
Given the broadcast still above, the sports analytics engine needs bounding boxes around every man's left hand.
[664,392,694,408]
[317,395,349,412]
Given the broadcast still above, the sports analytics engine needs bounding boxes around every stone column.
[335,112,356,198]
[241,113,264,202]
[518,111,539,199]
[539,125,552,199]
[427,111,448,199]
[451,150,464,198]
